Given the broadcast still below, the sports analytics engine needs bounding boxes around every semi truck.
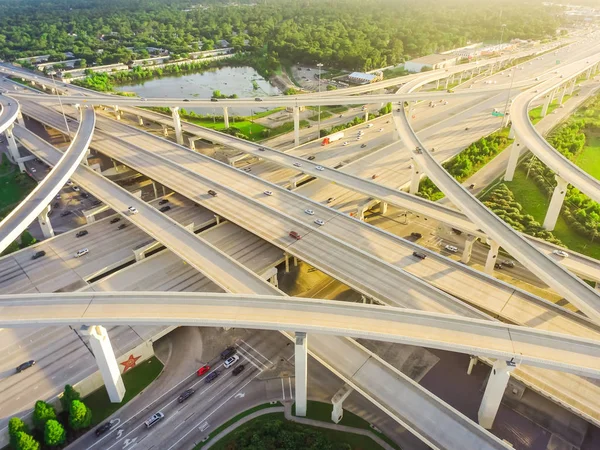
[321,131,345,146]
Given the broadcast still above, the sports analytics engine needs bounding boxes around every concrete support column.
[269,274,279,288]
[478,359,517,429]
[37,205,55,239]
[450,74,455,84]
[223,106,230,128]
[5,125,25,172]
[379,201,388,215]
[587,68,592,80]
[284,252,290,273]
[137,116,144,126]
[293,106,300,147]
[189,137,200,151]
[436,79,440,89]
[458,72,464,84]
[81,325,125,403]
[355,204,367,221]
[170,107,183,145]
[508,125,515,140]
[152,181,158,199]
[364,109,368,122]
[113,105,120,120]
[331,384,353,424]
[467,356,478,375]
[484,239,500,274]
[558,85,567,105]
[16,110,24,126]
[294,332,308,417]
[444,78,450,89]
[504,141,522,182]
[461,234,477,264]
[215,214,221,225]
[409,160,421,195]
[543,175,568,231]
[161,124,169,137]
[540,89,556,118]
[568,79,576,96]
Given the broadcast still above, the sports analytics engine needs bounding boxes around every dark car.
[31,250,46,260]
[110,217,121,224]
[410,232,422,239]
[208,190,217,197]
[258,147,265,151]
[232,365,245,376]
[211,98,218,102]
[183,99,190,102]
[307,155,316,161]
[494,263,503,270]
[159,199,169,205]
[361,144,367,148]
[205,371,219,383]
[76,230,88,238]
[81,193,90,199]
[326,197,335,204]
[53,202,59,209]
[412,251,427,260]
[451,228,463,235]
[220,347,236,360]
[95,422,113,437]
[92,200,102,206]
[16,360,35,373]
[118,223,128,230]
[255,98,263,102]
[159,205,171,213]
[60,211,72,217]
[177,389,195,403]
[289,231,302,240]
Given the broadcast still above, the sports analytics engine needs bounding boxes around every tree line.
[0,0,562,73]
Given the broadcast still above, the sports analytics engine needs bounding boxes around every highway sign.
[492,111,504,117]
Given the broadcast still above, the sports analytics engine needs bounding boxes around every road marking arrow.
[234,392,245,399]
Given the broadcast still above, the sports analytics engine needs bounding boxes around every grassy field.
[308,111,333,121]
[382,66,409,79]
[207,413,386,450]
[84,356,163,426]
[529,95,571,125]
[505,168,600,259]
[183,116,267,142]
[0,169,37,220]
[574,134,600,180]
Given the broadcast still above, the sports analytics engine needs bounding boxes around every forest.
[0,0,562,73]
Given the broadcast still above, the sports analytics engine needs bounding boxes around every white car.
[75,248,89,258]
[378,128,384,132]
[128,206,139,215]
[72,186,80,192]
[264,190,273,196]
[293,162,302,167]
[66,180,73,186]
[31,167,36,173]
[366,124,373,128]
[356,137,361,141]
[343,141,349,146]
[444,245,458,253]
[304,209,315,215]
[314,219,325,226]
[315,166,324,171]
[553,250,569,258]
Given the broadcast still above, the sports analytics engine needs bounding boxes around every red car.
[197,365,210,376]
[289,231,302,240]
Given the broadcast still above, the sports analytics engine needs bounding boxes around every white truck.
[321,131,345,146]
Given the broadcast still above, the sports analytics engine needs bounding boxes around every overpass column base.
[37,205,55,239]
[543,175,568,231]
[504,141,522,182]
[568,79,576,96]
[444,78,449,90]
[461,235,477,264]
[152,181,158,199]
[467,356,478,375]
[484,239,500,275]
[293,107,300,147]
[215,215,221,225]
[478,360,516,429]
[223,106,230,129]
[436,79,440,89]
[171,107,184,145]
[294,332,308,417]
[81,325,125,403]
[364,109,368,123]
[5,125,26,172]
[84,214,96,224]
[379,201,388,215]
[507,125,515,140]
[540,89,556,118]
[113,106,120,120]
[137,116,144,126]
[559,85,567,105]
[331,384,353,424]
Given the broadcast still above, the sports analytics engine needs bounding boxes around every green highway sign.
[492,111,504,117]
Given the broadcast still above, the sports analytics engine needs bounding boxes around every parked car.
[16,360,35,373]
[255,98,263,102]
[76,230,88,238]
[211,98,218,102]
[494,263,504,269]
[110,217,121,224]
[31,250,46,260]
[177,389,195,403]
[289,231,302,240]
[412,251,427,260]
[197,365,211,376]
[159,205,171,213]
[444,245,458,253]
[232,365,245,376]
[72,186,80,192]
[326,197,335,204]
[95,421,113,437]
[342,141,349,146]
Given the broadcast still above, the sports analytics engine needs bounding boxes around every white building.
[347,71,382,84]
[403,54,459,73]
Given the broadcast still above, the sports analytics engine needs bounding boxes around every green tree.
[14,432,40,450]
[20,231,36,248]
[69,400,92,430]
[44,420,66,447]
[60,384,81,412]
[32,401,56,431]
[8,417,29,449]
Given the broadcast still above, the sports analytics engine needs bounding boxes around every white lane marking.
[234,345,265,370]
[239,339,273,365]
[166,372,260,450]
[199,422,209,432]
[281,378,286,401]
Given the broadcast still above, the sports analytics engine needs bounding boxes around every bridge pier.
[223,106,230,129]
[540,89,556,118]
[5,125,26,172]
[467,356,478,375]
[409,160,421,195]
[170,107,183,145]
[364,108,368,123]
[379,201,388,215]
[461,234,477,264]
[113,105,121,120]
[478,359,517,429]
[436,79,440,89]
[81,325,125,403]
[558,84,567,105]
[503,141,523,182]
[137,116,144,126]
[444,78,450,90]
[161,124,169,137]
[543,175,568,231]
[331,384,353,424]
[484,239,500,274]
[37,204,55,239]
[293,106,300,147]
[587,67,593,80]
[568,79,576,96]
[294,332,308,417]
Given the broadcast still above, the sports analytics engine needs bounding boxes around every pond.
[114,66,281,116]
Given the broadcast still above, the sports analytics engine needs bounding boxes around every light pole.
[47,70,71,139]
[501,65,516,128]
[317,62,323,139]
